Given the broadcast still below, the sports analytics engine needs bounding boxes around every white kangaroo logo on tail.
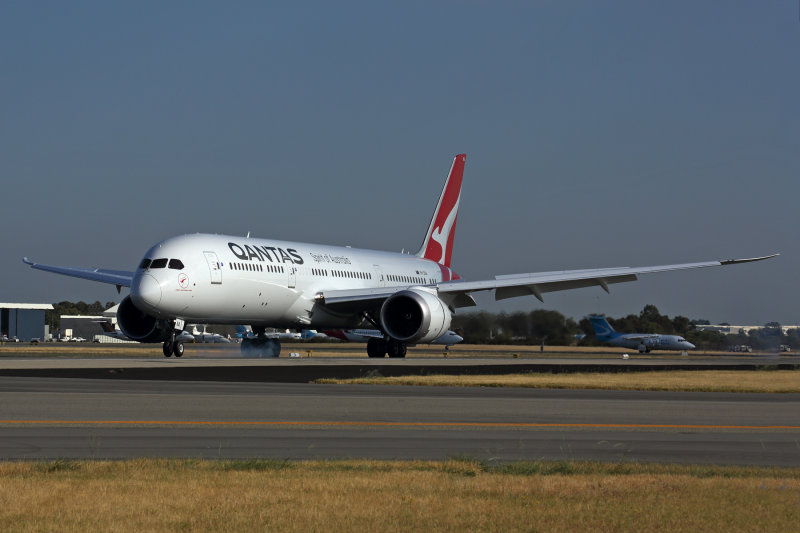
[416,154,466,268]
[430,195,460,264]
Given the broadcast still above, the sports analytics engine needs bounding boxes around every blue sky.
[1,1,797,325]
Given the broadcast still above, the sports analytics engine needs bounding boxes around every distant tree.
[639,304,662,324]
[671,315,693,336]
[501,311,530,340]
[452,309,579,345]
[685,330,727,350]
[452,311,497,344]
[748,325,784,351]
[529,310,577,345]
[46,300,116,331]
[86,301,105,315]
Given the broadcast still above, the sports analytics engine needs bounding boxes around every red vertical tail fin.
[416,154,465,268]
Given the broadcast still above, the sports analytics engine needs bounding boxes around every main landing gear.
[361,311,406,358]
[367,337,407,358]
[241,326,281,358]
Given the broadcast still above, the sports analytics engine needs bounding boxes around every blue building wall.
[17,309,46,341]
[1,308,47,341]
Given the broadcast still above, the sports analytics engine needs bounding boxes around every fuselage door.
[288,265,297,289]
[203,251,223,284]
[373,265,385,287]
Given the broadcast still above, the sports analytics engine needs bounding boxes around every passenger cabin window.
[138,258,152,269]
[150,258,168,269]
[168,259,184,270]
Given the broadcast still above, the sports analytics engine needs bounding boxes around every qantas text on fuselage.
[227,243,305,265]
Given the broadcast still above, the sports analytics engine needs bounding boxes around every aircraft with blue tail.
[588,314,695,353]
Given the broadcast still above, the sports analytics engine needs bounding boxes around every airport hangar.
[0,303,53,341]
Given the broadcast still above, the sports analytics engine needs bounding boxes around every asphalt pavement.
[1,377,798,465]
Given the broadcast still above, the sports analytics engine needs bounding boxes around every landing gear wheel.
[367,338,387,358]
[173,341,184,357]
[387,339,407,358]
[162,341,174,357]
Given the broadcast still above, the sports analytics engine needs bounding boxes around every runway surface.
[1,354,798,383]
[1,376,798,466]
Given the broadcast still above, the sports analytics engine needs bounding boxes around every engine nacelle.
[379,288,452,344]
[117,296,170,343]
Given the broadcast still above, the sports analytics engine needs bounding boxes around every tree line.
[46,301,117,330]
[45,301,797,351]
[452,304,798,351]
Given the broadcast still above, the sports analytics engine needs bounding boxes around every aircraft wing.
[320,254,778,311]
[23,258,134,288]
[437,254,778,306]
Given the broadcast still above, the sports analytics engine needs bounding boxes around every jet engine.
[117,296,171,343]
[379,288,452,344]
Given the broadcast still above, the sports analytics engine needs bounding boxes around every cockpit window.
[138,258,152,269]
[150,258,168,269]
[168,259,185,270]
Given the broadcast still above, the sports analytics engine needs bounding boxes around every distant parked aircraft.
[96,320,194,345]
[588,315,695,353]
[189,325,231,343]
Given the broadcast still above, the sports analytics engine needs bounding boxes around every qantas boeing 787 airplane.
[24,154,776,358]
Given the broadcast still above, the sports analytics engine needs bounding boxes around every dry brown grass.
[318,370,800,393]
[0,344,164,357]
[0,459,798,532]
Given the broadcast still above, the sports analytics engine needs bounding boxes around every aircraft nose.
[132,274,162,309]
[686,342,695,350]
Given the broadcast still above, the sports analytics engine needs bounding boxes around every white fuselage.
[604,334,695,351]
[130,234,457,328]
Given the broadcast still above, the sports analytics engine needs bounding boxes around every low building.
[60,315,106,341]
[0,303,53,342]
[695,324,800,335]
[61,306,137,343]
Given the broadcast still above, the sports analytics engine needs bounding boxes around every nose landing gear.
[162,337,184,357]
[162,323,185,358]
